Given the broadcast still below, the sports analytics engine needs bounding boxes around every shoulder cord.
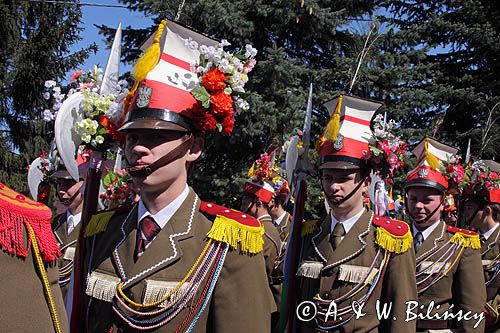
[26,222,62,333]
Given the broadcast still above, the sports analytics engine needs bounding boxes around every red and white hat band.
[243,181,274,204]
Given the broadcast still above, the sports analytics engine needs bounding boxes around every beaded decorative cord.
[416,240,464,294]
[485,254,500,287]
[59,260,73,287]
[111,240,229,331]
[313,249,390,330]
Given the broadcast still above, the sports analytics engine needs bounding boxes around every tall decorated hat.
[316,95,382,169]
[316,94,408,181]
[121,19,257,135]
[243,148,290,204]
[463,160,500,204]
[405,137,460,193]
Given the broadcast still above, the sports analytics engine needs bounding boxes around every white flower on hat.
[185,37,198,50]
[43,92,51,100]
[199,45,209,55]
[43,109,54,122]
[44,80,56,88]
[220,39,231,47]
[245,44,258,58]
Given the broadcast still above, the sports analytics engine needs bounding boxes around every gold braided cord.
[116,239,213,308]
[26,222,62,333]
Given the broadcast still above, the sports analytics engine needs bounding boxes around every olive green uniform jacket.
[52,212,81,301]
[0,227,68,332]
[296,210,417,332]
[414,221,486,332]
[481,225,500,332]
[83,188,272,332]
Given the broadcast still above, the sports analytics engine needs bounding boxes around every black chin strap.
[322,176,367,207]
[127,134,194,177]
[404,194,445,225]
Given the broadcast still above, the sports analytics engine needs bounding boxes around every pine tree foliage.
[0,1,97,192]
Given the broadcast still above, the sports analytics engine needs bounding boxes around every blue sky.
[72,0,152,74]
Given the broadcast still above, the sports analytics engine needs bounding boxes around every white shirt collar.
[330,208,365,236]
[412,220,441,241]
[275,211,288,226]
[483,223,500,241]
[137,185,190,230]
[66,210,82,235]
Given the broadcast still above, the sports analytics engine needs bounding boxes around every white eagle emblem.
[136,86,152,108]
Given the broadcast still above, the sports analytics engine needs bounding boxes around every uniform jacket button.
[322,292,330,299]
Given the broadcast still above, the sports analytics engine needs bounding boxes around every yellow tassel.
[324,95,343,143]
[247,163,255,178]
[450,232,481,249]
[207,215,264,254]
[315,136,326,152]
[424,138,440,170]
[84,211,115,237]
[375,227,413,254]
[125,19,167,114]
[301,219,318,236]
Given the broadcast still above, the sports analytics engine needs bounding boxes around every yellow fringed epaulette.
[84,211,115,237]
[373,214,413,254]
[301,219,318,236]
[200,201,264,254]
[446,225,481,249]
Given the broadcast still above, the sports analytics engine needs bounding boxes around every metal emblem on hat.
[136,86,152,108]
[333,134,344,151]
[418,168,429,178]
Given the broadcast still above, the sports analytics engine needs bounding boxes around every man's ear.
[186,136,204,162]
[484,205,493,217]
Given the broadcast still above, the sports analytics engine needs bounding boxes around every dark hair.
[489,203,500,222]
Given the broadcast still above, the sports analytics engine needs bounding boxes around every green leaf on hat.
[216,123,223,132]
[191,86,211,108]
[102,171,118,188]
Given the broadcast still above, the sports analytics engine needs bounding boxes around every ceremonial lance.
[279,83,313,332]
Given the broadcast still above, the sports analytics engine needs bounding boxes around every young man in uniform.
[79,20,272,332]
[0,182,68,332]
[241,151,288,327]
[51,153,87,301]
[296,95,417,332]
[462,159,500,332]
[405,137,486,332]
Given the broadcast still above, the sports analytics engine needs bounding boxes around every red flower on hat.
[100,115,125,143]
[490,172,499,180]
[195,113,218,131]
[221,116,235,135]
[201,69,227,92]
[210,90,234,116]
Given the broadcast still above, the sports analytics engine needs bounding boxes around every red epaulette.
[372,214,413,254]
[201,201,264,254]
[372,214,410,237]
[446,225,481,249]
[446,224,478,236]
[199,201,261,228]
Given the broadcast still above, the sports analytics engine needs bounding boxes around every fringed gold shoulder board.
[446,225,481,249]
[301,219,318,236]
[84,205,131,238]
[373,214,412,254]
[200,201,264,254]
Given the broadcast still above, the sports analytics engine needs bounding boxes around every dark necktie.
[134,216,161,261]
[414,231,424,252]
[331,223,346,250]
